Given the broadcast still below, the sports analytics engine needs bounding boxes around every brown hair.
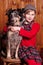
[25,9,36,14]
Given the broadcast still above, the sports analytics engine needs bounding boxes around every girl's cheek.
[25,15,28,18]
[31,15,35,19]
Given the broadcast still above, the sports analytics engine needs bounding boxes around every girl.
[11,4,42,65]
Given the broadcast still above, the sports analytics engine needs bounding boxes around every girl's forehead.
[29,10,35,14]
[25,10,35,14]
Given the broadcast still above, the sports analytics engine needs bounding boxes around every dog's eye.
[10,14,13,18]
[11,20,14,22]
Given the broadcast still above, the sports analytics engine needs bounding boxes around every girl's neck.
[24,20,34,25]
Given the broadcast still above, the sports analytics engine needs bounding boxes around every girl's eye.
[32,14,34,15]
[27,14,35,15]
[27,14,30,15]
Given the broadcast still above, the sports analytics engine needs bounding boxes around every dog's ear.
[6,8,13,16]
[17,8,24,17]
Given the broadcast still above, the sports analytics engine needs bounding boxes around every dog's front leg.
[7,40,11,58]
[7,31,11,59]
[15,43,20,59]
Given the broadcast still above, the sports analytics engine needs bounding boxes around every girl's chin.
[27,20,32,22]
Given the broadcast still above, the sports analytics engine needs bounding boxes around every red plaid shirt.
[19,22,40,47]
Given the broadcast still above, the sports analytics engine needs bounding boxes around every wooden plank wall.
[0,0,43,49]
[36,0,43,50]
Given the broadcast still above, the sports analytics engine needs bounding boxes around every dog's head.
[10,10,21,26]
[6,9,21,26]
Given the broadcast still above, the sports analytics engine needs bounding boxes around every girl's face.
[25,10,36,23]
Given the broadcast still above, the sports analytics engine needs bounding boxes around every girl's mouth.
[28,18,31,20]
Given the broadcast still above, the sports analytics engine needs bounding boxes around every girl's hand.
[11,26,21,32]
[8,26,12,30]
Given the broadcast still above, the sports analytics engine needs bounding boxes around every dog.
[7,9,23,59]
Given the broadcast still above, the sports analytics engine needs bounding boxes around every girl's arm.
[3,26,8,33]
[19,23,40,38]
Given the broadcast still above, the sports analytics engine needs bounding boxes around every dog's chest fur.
[7,30,22,58]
